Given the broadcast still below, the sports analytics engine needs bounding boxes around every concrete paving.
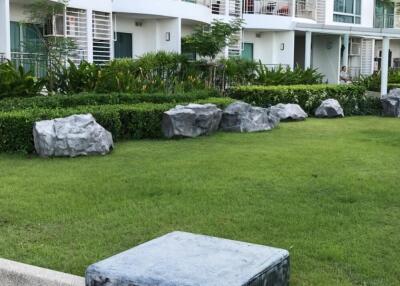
[0,258,84,286]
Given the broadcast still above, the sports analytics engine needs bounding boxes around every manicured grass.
[0,117,400,285]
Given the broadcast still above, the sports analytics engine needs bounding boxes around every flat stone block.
[85,231,290,286]
[0,258,84,286]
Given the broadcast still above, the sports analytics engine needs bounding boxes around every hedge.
[365,83,400,93]
[0,90,219,112]
[0,97,234,153]
[227,84,381,115]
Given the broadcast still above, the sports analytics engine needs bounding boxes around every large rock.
[162,103,222,138]
[270,103,308,121]
[221,101,279,132]
[315,99,344,118]
[381,89,400,117]
[86,231,290,286]
[33,114,113,157]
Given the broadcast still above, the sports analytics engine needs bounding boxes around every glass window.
[333,0,361,24]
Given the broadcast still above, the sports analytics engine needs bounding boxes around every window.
[374,0,394,28]
[333,0,361,24]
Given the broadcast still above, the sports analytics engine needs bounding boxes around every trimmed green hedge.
[0,90,219,112]
[228,84,381,115]
[0,97,234,153]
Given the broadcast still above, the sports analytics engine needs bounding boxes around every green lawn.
[0,117,399,285]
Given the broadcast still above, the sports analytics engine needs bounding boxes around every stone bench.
[85,231,290,286]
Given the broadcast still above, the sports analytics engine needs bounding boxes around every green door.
[242,43,254,61]
[10,22,21,52]
[114,32,133,58]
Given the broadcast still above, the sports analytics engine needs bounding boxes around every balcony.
[295,0,316,20]
[243,0,316,20]
[243,0,291,16]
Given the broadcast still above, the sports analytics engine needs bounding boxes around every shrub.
[0,97,234,153]
[356,69,400,92]
[0,61,44,99]
[228,84,381,115]
[0,90,219,112]
[38,52,326,96]
[55,60,100,94]
[255,64,324,86]
[95,53,201,94]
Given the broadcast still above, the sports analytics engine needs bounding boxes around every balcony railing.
[375,13,394,28]
[0,53,6,63]
[243,0,292,16]
[182,0,211,7]
[295,0,316,20]
[243,0,317,20]
[11,52,47,78]
[348,67,361,79]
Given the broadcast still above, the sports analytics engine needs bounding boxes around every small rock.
[162,104,222,138]
[270,103,308,121]
[315,99,344,118]
[221,101,279,132]
[381,89,400,117]
[33,114,113,157]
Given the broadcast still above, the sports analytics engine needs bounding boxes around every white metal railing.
[11,52,47,77]
[182,0,211,7]
[243,0,292,16]
[211,0,226,15]
[0,53,6,63]
[66,7,88,64]
[264,64,290,70]
[229,0,242,16]
[348,67,361,79]
[296,0,316,20]
[93,11,112,65]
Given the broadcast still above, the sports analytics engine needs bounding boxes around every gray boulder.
[162,103,222,138]
[221,101,280,133]
[33,114,113,157]
[381,89,400,117]
[315,99,344,118]
[270,103,308,121]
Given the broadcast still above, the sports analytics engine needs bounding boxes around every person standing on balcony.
[340,66,352,84]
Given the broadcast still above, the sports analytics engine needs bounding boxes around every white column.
[292,0,296,19]
[342,34,349,68]
[225,0,230,16]
[177,17,182,54]
[86,9,93,63]
[381,36,390,96]
[304,31,312,69]
[0,0,11,59]
[110,12,114,60]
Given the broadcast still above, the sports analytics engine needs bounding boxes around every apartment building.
[1,0,400,94]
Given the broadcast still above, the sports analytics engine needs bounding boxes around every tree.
[182,19,243,60]
[24,0,75,93]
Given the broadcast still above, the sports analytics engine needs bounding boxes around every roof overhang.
[295,23,400,39]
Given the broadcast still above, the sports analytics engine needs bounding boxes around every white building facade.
[1,0,400,94]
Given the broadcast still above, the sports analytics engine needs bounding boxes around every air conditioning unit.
[44,14,65,37]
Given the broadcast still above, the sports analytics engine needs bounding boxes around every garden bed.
[0,96,233,153]
[228,84,381,115]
